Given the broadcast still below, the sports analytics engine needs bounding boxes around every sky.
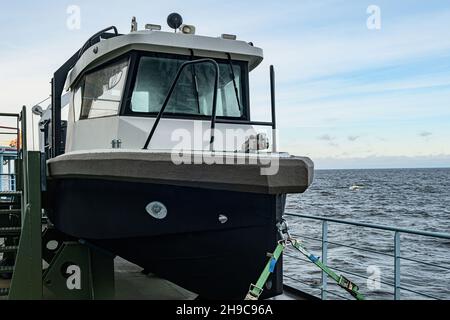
[0,0,449,169]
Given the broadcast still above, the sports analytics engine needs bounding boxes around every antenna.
[131,16,138,32]
[167,13,183,32]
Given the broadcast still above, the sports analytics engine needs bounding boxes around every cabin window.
[130,55,246,118]
[73,85,82,121]
[75,58,129,120]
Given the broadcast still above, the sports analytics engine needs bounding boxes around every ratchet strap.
[245,220,365,300]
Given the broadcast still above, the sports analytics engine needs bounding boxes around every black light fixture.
[31,105,44,116]
[167,13,183,32]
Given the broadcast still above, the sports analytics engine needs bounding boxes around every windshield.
[130,54,246,118]
[75,58,129,120]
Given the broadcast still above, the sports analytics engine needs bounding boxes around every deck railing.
[0,174,16,192]
[283,212,450,300]
[0,112,20,193]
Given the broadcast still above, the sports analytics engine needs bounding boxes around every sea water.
[285,168,450,300]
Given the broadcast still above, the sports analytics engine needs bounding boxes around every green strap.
[245,242,285,300]
[245,237,365,301]
[290,240,365,300]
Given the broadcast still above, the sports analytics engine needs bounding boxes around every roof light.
[221,34,237,40]
[180,24,196,35]
[145,24,162,31]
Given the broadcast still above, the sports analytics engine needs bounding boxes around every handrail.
[78,26,119,58]
[0,110,21,160]
[143,58,220,151]
[285,212,450,240]
[399,286,441,300]
[290,231,450,272]
[51,26,120,159]
[0,113,20,118]
[289,232,396,258]
[284,211,450,300]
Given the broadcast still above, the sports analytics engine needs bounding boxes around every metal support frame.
[10,165,114,300]
[2,107,117,300]
[43,242,115,300]
[8,151,43,299]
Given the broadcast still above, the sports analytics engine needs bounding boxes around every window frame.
[121,50,251,121]
[71,55,132,122]
[71,50,252,122]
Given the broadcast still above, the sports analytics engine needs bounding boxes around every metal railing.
[0,112,20,159]
[283,212,450,300]
[0,174,16,192]
[0,111,21,193]
[143,58,220,151]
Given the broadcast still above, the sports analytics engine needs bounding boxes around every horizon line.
[316,166,450,171]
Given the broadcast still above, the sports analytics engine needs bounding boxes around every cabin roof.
[66,30,264,89]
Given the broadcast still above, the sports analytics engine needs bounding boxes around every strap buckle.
[276,218,291,241]
[338,276,359,293]
[245,284,264,300]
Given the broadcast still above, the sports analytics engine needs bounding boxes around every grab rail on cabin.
[51,26,121,159]
[142,64,280,153]
[78,26,119,58]
[143,58,220,151]
[283,212,450,300]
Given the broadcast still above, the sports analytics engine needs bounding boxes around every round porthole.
[146,201,168,220]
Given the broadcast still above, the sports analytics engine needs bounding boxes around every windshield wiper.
[227,53,242,111]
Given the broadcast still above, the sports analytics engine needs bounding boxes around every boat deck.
[114,257,304,300]
[1,256,303,300]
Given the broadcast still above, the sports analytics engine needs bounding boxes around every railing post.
[21,106,28,224]
[321,221,328,300]
[270,65,278,153]
[394,231,401,300]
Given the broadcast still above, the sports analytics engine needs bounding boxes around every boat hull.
[46,178,285,299]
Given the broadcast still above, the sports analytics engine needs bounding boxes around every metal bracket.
[43,242,115,300]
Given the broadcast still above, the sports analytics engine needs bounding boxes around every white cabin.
[57,23,272,154]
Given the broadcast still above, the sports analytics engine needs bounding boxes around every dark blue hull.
[47,178,285,299]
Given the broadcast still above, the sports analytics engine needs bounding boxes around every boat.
[38,14,314,299]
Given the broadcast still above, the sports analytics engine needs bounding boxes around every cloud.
[328,142,339,147]
[1,1,449,168]
[316,134,339,147]
[419,131,433,138]
[318,134,335,141]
